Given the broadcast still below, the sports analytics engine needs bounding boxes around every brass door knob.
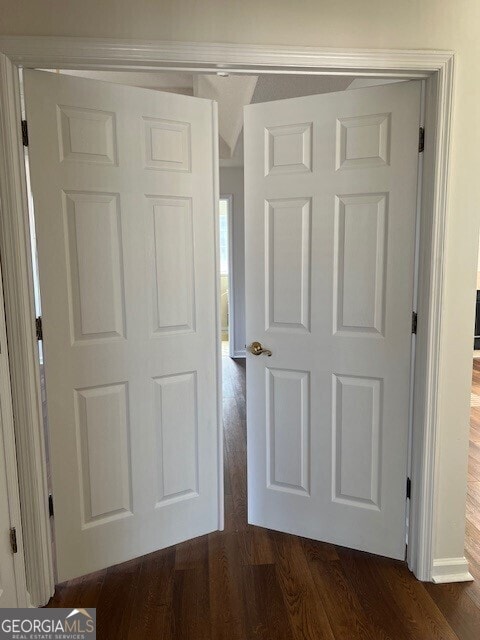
[250,341,272,356]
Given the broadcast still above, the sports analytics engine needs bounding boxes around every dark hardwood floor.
[46,355,480,639]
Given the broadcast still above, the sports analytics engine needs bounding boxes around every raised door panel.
[64,191,126,343]
[332,375,382,509]
[265,122,312,176]
[57,105,118,165]
[143,117,191,172]
[266,368,310,495]
[147,196,196,335]
[75,383,133,527]
[266,198,311,332]
[154,372,199,506]
[334,193,387,336]
[336,113,390,170]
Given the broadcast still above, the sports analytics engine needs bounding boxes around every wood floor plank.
[465,519,480,566]
[373,556,458,640]
[336,547,414,640]
[238,526,275,565]
[424,581,480,640]
[463,550,480,609]
[48,568,107,608]
[468,453,480,482]
[242,563,294,640]
[208,531,248,640]
[302,538,388,640]
[174,535,209,571]
[223,397,246,454]
[95,558,143,640]
[172,566,211,640]
[125,548,176,640]
[225,451,247,532]
[272,532,336,640]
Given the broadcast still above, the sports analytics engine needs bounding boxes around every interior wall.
[220,167,245,357]
[220,275,228,336]
[1,0,479,570]
[477,234,480,291]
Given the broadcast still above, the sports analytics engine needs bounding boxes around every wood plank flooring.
[46,355,480,639]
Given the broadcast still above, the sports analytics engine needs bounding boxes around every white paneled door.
[244,81,421,559]
[25,70,220,582]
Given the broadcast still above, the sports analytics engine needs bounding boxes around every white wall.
[477,233,480,274]
[1,0,479,572]
[220,167,245,356]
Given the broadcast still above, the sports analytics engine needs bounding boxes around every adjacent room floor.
[466,360,480,582]
[45,356,480,639]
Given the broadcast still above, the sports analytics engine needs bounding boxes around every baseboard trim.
[232,349,246,358]
[431,557,474,583]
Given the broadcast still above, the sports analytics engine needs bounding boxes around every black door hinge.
[48,494,54,518]
[406,477,412,500]
[35,316,43,341]
[10,527,18,554]
[419,126,425,153]
[21,120,29,147]
[412,312,418,335]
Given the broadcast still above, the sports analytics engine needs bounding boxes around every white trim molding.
[0,51,54,607]
[0,36,451,77]
[431,558,473,584]
[0,236,28,607]
[0,37,458,594]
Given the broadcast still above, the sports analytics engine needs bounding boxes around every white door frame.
[0,250,29,608]
[0,36,455,605]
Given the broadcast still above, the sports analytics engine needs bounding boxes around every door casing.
[0,37,457,605]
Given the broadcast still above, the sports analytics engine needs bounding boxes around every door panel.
[267,367,310,495]
[25,70,220,582]
[245,81,421,559]
[266,198,311,332]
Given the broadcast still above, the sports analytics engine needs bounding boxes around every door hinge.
[35,316,43,341]
[10,527,18,554]
[406,477,412,500]
[48,494,54,518]
[21,120,29,147]
[412,311,418,335]
[419,126,425,153]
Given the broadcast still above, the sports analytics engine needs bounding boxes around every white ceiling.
[54,69,195,94]
[52,69,363,164]
[251,74,353,103]
[195,74,258,158]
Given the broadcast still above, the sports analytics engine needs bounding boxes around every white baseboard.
[431,557,474,583]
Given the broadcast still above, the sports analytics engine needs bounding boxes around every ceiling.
[53,69,357,164]
[251,74,352,103]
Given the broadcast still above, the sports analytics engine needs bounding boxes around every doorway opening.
[219,195,233,357]
[17,62,434,596]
